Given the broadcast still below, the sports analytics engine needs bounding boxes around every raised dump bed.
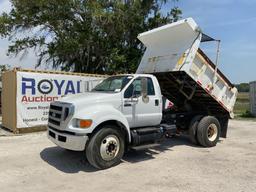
[136,18,237,118]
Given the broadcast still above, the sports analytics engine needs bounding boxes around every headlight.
[76,119,93,128]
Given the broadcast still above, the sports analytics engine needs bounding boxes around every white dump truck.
[47,18,237,169]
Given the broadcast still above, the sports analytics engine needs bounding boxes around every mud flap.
[220,118,229,138]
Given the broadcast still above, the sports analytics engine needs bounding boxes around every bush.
[240,110,255,118]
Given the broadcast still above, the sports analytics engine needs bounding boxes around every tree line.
[0,0,182,74]
[234,83,250,92]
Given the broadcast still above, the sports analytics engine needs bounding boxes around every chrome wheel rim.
[100,135,120,161]
[207,124,218,142]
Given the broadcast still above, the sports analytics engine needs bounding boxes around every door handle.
[155,99,159,106]
[124,103,132,107]
[124,100,132,107]
[124,97,138,107]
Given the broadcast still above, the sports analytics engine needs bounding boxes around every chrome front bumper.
[47,128,88,151]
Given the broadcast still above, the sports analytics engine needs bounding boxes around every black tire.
[86,126,125,169]
[188,115,202,145]
[197,116,220,147]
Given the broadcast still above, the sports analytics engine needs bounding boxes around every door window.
[124,77,155,98]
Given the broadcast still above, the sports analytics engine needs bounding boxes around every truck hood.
[58,92,121,108]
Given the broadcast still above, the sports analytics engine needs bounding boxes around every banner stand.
[2,68,106,134]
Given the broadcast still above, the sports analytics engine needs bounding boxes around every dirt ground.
[0,119,256,192]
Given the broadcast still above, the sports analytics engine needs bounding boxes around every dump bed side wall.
[152,50,237,118]
[183,51,237,116]
[144,49,237,117]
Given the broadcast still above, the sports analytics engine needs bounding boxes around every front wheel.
[196,116,220,147]
[86,126,125,169]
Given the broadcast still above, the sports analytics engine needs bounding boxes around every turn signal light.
[79,119,92,128]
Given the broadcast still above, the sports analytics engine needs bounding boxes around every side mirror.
[141,77,149,103]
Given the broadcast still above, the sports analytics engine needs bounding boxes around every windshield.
[92,75,133,92]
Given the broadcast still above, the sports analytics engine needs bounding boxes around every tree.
[234,83,249,92]
[0,0,182,74]
[0,64,11,81]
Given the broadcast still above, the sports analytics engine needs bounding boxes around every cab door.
[122,77,162,128]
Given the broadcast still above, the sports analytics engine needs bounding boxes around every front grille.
[48,118,61,126]
[50,105,62,111]
[49,111,61,119]
[48,102,74,129]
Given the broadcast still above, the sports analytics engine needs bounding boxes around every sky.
[0,0,256,83]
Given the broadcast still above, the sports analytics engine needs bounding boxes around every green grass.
[234,92,249,114]
[234,92,255,119]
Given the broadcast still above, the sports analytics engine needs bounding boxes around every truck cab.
[48,74,168,168]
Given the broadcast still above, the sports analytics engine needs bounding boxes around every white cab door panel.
[133,95,162,127]
[122,77,162,128]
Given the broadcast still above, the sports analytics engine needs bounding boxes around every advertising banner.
[16,71,104,128]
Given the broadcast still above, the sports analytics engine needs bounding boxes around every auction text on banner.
[16,72,103,128]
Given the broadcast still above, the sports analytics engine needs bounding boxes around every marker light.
[77,119,92,128]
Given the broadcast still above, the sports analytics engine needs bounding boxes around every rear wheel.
[188,115,202,145]
[86,126,125,169]
[197,116,220,147]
